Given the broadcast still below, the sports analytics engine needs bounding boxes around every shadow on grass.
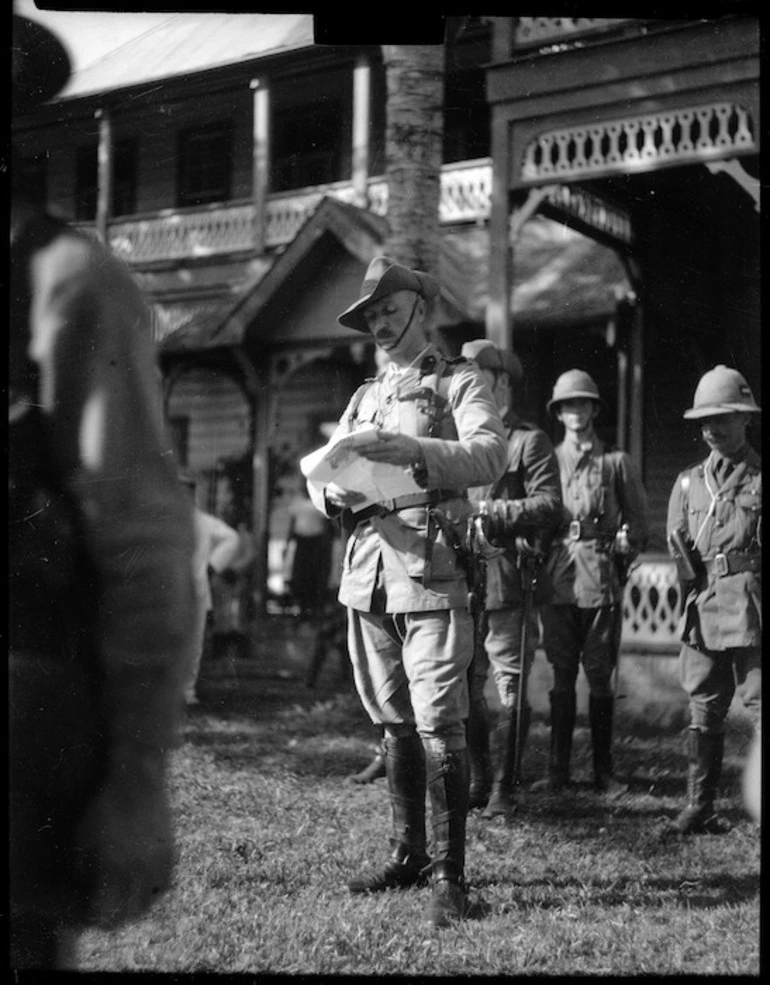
[473,869,760,911]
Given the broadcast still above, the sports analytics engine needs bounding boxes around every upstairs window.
[113,137,138,217]
[177,121,233,208]
[16,151,48,204]
[75,144,97,221]
[74,137,139,220]
[272,99,348,191]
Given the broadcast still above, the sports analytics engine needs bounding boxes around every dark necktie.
[717,460,734,486]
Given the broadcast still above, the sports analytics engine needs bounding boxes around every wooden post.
[615,317,629,452]
[490,16,516,63]
[486,105,512,351]
[250,77,270,256]
[352,55,371,208]
[95,107,113,246]
[628,302,644,473]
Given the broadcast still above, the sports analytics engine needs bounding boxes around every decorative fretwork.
[95,160,491,265]
[621,555,681,653]
[514,18,636,50]
[437,158,492,223]
[522,103,756,183]
[543,185,633,245]
[109,203,256,261]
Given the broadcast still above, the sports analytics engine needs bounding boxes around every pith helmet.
[547,369,602,414]
[338,256,439,333]
[683,365,761,419]
[461,339,523,384]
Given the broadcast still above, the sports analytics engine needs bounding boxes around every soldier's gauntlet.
[476,498,524,546]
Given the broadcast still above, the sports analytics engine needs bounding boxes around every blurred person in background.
[461,340,562,817]
[10,11,196,969]
[533,370,648,797]
[663,365,761,836]
[284,479,336,618]
[180,475,242,705]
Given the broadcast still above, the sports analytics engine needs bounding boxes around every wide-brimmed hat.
[683,364,761,419]
[13,14,72,114]
[461,339,523,384]
[338,256,439,333]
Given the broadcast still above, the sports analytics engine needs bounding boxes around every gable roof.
[160,197,629,354]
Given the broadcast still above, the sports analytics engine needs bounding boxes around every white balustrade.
[101,160,490,264]
[621,554,681,653]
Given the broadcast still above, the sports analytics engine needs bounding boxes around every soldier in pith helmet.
[533,369,649,797]
[663,365,761,836]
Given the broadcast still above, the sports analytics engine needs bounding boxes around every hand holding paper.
[300,426,424,510]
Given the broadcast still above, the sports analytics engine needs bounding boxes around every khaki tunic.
[310,348,507,613]
[469,412,562,609]
[547,439,649,608]
[667,448,762,650]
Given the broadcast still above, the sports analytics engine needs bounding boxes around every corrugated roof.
[23,7,315,101]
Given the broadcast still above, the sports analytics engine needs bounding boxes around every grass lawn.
[77,616,760,976]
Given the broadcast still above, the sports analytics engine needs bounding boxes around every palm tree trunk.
[381,44,445,278]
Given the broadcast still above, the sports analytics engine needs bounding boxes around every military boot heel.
[483,705,530,818]
[664,729,731,837]
[590,694,628,797]
[348,731,430,893]
[424,745,470,928]
[530,690,575,792]
[466,696,493,809]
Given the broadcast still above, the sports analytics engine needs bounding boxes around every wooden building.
[13,10,759,650]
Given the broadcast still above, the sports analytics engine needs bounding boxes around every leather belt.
[562,519,611,542]
[702,552,761,577]
[353,489,463,525]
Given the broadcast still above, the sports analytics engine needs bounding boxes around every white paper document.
[300,427,423,511]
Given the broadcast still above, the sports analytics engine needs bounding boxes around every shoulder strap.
[347,379,375,427]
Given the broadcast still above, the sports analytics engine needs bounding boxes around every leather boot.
[424,745,470,928]
[531,690,575,792]
[664,729,731,836]
[589,694,628,797]
[350,741,386,784]
[482,704,531,818]
[466,696,493,809]
[348,732,430,892]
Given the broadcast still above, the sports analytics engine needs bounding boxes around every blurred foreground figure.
[309,256,506,928]
[10,12,196,969]
[664,366,761,836]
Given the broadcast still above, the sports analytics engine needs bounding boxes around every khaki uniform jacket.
[547,438,649,607]
[667,448,762,650]
[310,348,507,613]
[469,412,562,608]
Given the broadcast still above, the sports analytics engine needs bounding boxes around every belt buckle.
[568,520,581,540]
[714,553,729,576]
